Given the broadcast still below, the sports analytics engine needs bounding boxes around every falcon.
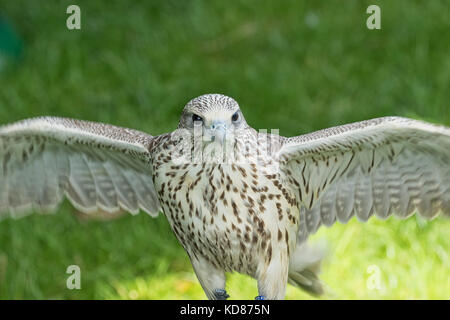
[0,94,449,300]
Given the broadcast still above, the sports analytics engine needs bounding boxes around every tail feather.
[288,241,327,296]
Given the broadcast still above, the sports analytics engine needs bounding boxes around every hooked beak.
[206,121,227,144]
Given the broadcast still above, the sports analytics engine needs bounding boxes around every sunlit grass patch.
[87,217,449,300]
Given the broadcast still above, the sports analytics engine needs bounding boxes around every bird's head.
[178,94,248,144]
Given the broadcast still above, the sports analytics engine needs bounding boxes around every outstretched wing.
[278,117,450,241]
[0,117,161,219]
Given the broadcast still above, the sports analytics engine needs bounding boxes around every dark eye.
[192,114,203,123]
[231,112,239,122]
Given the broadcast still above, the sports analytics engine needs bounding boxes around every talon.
[214,289,230,300]
[255,295,266,300]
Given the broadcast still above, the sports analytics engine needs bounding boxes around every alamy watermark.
[168,126,281,174]
[366,264,382,291]
[66,265,81,290]
[65,5,381,32]
[66,5,81,30]
[366,5,381,30]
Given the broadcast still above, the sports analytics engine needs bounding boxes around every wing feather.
[279,117,450,239]
[0,117,161,219]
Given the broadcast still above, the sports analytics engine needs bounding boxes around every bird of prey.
[0,94,449,300]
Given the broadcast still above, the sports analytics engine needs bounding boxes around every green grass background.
[0,0,448,299]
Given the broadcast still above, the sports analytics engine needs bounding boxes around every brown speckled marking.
[151,126,299,279]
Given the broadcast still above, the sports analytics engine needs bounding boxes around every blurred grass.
[0,0,448,299]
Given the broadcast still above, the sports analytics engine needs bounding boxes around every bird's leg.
[190,255,228,300]
[213,289,230,300]
[256,250,289,300]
